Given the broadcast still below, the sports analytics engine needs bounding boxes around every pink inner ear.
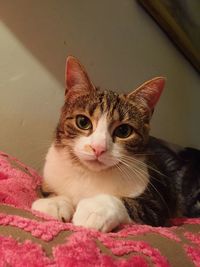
[134,77,165,109]
[65,56,81,89]
[65,56,93,96]
[146,78,165,109]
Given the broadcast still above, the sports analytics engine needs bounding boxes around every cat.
[32,56,200,232]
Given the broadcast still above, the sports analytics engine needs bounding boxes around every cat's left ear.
[128,77,165,110]
[65,56,94,95]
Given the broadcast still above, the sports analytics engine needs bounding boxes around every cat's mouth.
[73,149,118,171]
[84,158,107,170]
[80,157,112,172]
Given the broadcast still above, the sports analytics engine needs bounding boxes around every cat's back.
[147,136,200,175]
[147,136,200,217]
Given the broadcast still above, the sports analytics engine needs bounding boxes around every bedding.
[0,151,199,267]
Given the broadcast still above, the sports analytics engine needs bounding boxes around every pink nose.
[91,145,106,157]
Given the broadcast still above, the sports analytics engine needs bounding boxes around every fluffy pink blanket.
[0,151,199,267]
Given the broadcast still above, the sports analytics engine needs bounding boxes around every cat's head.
[56,56,165,172]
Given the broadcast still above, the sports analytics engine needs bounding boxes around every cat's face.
[56,56,165,172]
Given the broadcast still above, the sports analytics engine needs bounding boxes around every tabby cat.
[32,56,200,232]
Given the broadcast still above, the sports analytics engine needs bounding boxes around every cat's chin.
[80,159,112,172]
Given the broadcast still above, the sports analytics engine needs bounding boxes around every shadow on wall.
[0,1,72,84]
[1,1,130,87]
[0,0,169,89]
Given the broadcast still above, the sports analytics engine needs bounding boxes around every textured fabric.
[0,151,41,209]
[0,151,200,267]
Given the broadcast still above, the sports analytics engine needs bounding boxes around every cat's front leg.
[72,194,131,232]
[32,196,74,222]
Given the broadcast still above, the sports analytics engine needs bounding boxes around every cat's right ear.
[65,56,94,96]
[127,77,165,111]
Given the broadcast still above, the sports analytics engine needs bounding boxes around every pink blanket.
[0,151,199,267]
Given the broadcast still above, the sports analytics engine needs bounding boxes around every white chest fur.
[43,144,149,206]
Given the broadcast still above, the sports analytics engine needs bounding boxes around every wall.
[0,0,199,171]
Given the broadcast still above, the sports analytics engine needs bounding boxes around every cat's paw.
[32,196,74,222]
[72,194,131,232]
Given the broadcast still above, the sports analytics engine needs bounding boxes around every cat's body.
[32,56,200,232]
[43,143,149,206]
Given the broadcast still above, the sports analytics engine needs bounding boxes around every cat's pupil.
[114,124,133,139]
[76,115,92,130]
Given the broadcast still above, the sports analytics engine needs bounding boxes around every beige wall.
[0,0,200,171]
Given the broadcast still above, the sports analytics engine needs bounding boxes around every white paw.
[32,196,74,222]
[72,194,131,232]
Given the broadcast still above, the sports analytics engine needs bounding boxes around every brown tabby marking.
[56,89,150,156]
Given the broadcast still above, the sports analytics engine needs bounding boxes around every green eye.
[76,115,92,130]
[114,124,133,139]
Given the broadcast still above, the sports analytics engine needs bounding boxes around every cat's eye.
[76,115,92,130]
[113,124,133,139]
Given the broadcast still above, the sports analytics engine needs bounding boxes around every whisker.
[121,154,165,177]
[119,158,170,216]
[120,155,163,184]
[116,161,136,182]
[117,158,147,187]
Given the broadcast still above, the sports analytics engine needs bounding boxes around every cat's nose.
[91,145,106,157]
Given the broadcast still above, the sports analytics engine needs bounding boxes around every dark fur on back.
[178,147,200,217]
[123,137,200,226]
